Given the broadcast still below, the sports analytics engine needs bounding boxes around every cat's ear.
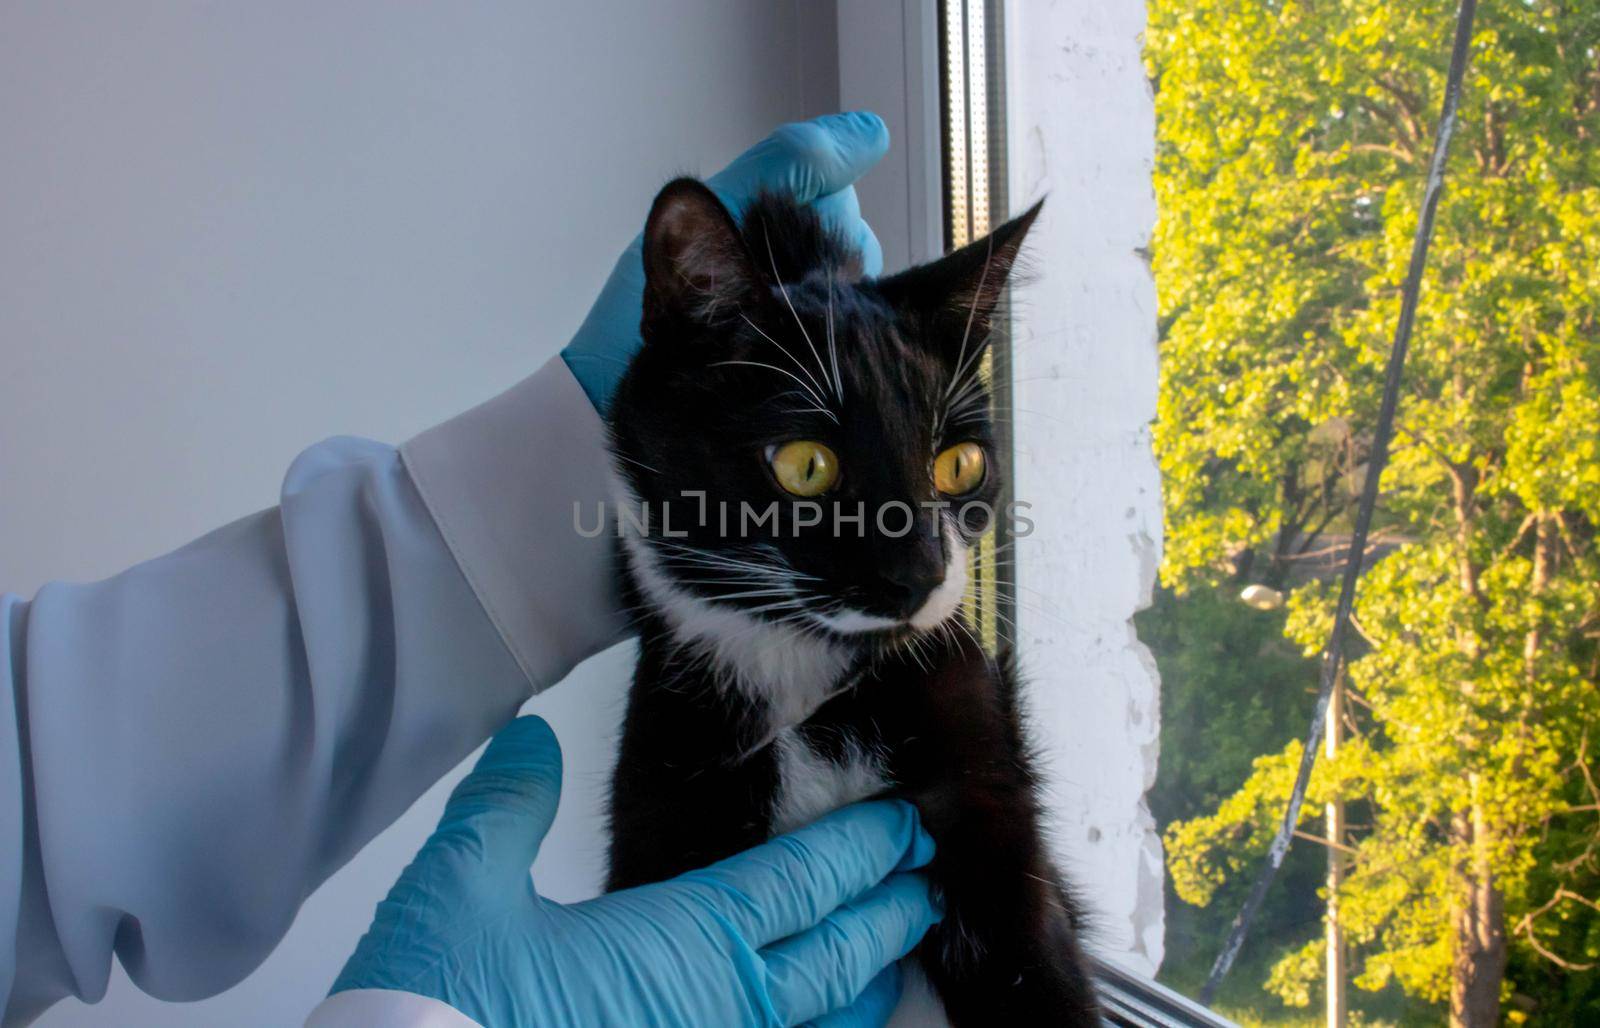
[876,199,1042,364]
[642,178,762,331]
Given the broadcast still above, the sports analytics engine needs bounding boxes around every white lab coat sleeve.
[305,989,484,1028]
[0,357,626,1023]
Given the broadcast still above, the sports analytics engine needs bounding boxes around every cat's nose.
[877,564,946,618]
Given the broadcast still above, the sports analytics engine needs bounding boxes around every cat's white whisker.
[901,633,933,674]
[948,399,988,414]
[948,345,992,406]
[658,560,781,581]
[825,271,844,403]
[762,225,835,405]
[945,342,995,413]
[678,583,796,597]
[947,611,987,655]
[945,235,997,404]
[707,360,837,422]
[738,312,832,406]
[652,542,818,581]
[612,451,663,476]
[707,582,800,602]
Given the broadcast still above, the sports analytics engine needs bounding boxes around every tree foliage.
[1146,0,1600,1021]
[1137,589,1332,1017]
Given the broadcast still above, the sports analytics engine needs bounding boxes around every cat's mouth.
[808,608,904,635]
[806,540,970,638]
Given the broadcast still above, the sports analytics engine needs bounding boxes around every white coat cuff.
[307,989,483,1028]
[401,357,627,692]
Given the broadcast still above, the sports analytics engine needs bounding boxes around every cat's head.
[609,178,1037,656]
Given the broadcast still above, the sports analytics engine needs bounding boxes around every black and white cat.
[604,178,1100,1025]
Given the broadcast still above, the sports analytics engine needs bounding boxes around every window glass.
[1143,1,1600,1024]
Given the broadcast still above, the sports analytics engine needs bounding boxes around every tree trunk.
[1449,781,1507,1028]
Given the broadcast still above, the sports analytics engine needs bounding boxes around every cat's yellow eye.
[934,442,986,496]
[768,440,840,497]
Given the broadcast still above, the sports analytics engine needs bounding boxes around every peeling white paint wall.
[1005,0,1165,975]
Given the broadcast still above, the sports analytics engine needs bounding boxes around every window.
[938,0,1013,650]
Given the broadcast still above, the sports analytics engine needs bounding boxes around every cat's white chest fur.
[770,727,890,834]
[618,491,894,832]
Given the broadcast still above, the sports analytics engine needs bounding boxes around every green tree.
[1137,587,1327,1017]
[1145,1,1600,1024]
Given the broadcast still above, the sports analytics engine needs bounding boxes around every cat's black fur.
[604,178,1100,1024]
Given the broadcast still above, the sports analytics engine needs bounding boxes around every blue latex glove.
[561,111,889,414]
[331,716,941,1027]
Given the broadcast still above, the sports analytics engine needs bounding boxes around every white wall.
[1,3,837,1025]
[1005,0,1166,975]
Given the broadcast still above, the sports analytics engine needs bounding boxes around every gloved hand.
[330,716,941,1027]
[561,111,889,414]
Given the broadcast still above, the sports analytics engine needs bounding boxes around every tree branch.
[1293,828,1359,856]
[1514,888,1600,972]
